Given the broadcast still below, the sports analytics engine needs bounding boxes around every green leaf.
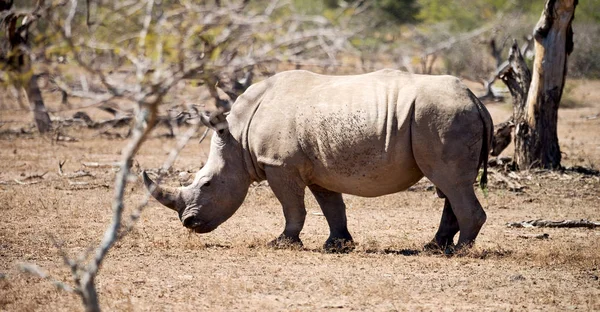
[210,46,222,61]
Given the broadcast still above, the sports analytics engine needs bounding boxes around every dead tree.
[488,0,577,169]
[516,0,577,169]
[491,117,515,157]
[0,0,51,133]
[493,0,577,169]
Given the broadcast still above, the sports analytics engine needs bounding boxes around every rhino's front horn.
[142,171,182,211]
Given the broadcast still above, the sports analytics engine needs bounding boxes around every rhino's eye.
[204,181,211,187]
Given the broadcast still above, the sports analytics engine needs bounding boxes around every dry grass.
[1,79,600,311]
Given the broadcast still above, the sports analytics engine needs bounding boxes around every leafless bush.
[7,1,357,311]
[569,23,600,79]
[443,40,496,81]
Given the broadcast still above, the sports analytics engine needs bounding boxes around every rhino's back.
[233,70,480,197]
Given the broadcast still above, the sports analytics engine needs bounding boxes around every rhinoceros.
[143,69,493,251]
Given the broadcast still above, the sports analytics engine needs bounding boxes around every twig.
[82,162,120,168]
[14,179,41,185]
[37,198,47,210]
[67,171,93,179]
[507,219,600,229]
[55,133,79,142]
[49,234,80,284]
[59,160,94,179]
[68,181,89,186]
[19,172,48,180]
[58,160,66,176]
[517,233,550,239]
[14,171,48,185]
[19,264,78,294]
[489,170,525,192]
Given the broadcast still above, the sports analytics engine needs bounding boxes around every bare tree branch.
[19,264,78,294]
[15,2,359,311]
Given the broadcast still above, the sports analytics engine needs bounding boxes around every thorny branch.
[13,1,358,311]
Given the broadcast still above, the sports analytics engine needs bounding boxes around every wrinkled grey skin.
[144,69,493,252]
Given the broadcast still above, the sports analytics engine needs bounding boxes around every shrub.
[569,23,600,79]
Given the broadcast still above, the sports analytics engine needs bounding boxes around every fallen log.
[507,219,600,229]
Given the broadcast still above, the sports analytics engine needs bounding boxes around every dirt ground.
[1,78,599,311]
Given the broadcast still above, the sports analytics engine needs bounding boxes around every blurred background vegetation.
[284,0,599,79]
[6,0,600,87]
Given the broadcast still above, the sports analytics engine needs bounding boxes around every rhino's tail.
[471,90,492,190]
[479,119,489,190]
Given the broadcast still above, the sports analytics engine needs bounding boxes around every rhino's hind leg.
[424,198,460,252]
[411,113,487,249]
[412,154,486,249]
[308,185,354,253]
[444,186,486,248]
[265,166,307,249]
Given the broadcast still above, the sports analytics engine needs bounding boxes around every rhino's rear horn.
[142,171,182,211]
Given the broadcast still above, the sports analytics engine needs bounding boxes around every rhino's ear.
[200,110,229,134]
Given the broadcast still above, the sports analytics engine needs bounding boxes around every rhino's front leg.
[264,166,306,248]
[308,184,354,253]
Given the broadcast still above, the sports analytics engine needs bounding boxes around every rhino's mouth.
[185,219,219,233]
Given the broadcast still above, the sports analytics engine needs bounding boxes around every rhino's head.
[143,111,251,233]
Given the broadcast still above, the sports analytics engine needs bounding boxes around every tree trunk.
[515,0,577,169]
[1,0,52,133]
[26,74,52,133]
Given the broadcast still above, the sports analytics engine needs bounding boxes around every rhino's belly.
[308,144,424,197]
[314,167,424,197]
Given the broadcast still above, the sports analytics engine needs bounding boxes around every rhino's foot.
[423,240,455,255]
[267,234,303,250]
[454,240,475,251]
[323,237,355,253]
